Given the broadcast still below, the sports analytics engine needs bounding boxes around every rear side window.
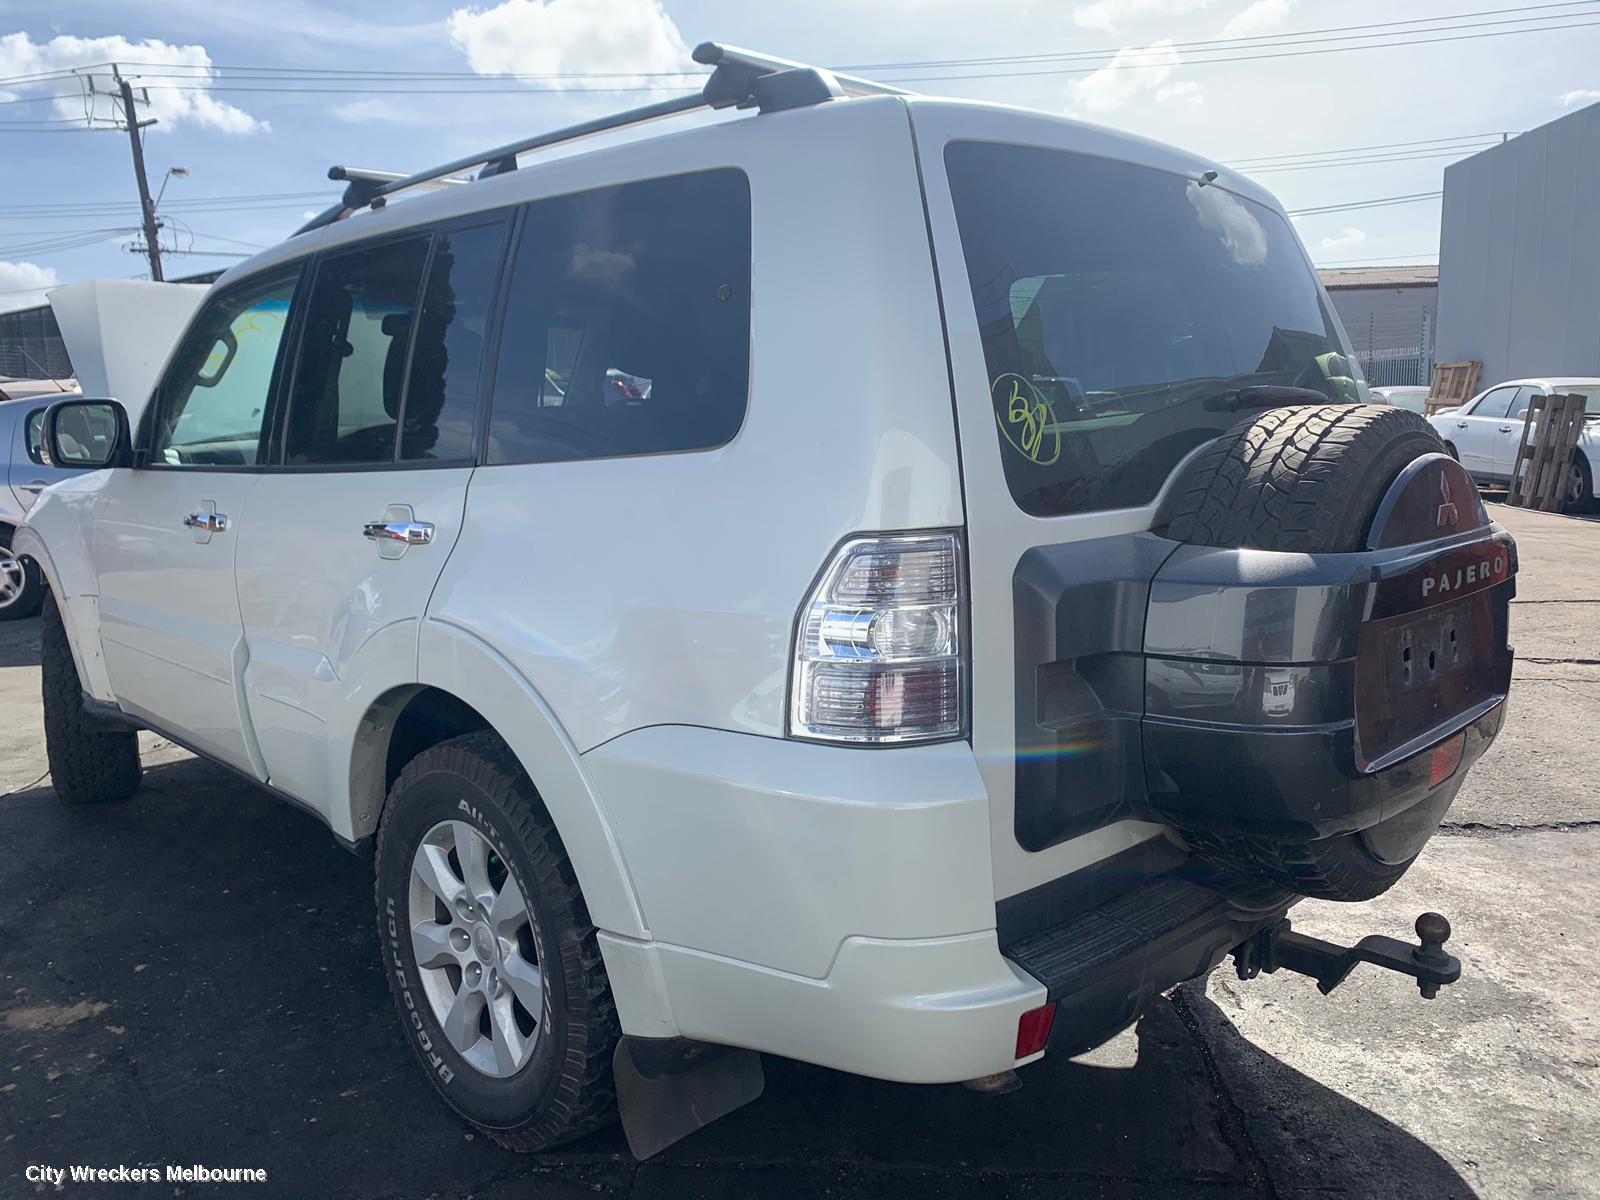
[486,169,751,465]
[401,222,508,461]
[944,142,1354,517]
[286,237,430,465]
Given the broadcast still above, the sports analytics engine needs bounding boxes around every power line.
[1228,132,1513,165]
[1287,191,1444,216]
[1315,252,1440,266]
[1,1,1592,101]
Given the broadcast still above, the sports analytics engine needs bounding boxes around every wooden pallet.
[1426,361,1482,415]
[1506,392,1588,512]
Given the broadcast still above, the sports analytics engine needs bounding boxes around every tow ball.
[1232,912,1460,999]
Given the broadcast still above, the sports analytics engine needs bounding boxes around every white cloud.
[1319,227,1367,251]
[1068,40,1183,113]
[1073,0,1211,34]
[447,0,692,87]
[1156,79,1204,105]
[0,261,60,312]
[0,33,266,134]
[1559,88,1600,108]
[1219,0,1296,39]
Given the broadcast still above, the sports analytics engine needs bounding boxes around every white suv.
[18,45,1516,1157]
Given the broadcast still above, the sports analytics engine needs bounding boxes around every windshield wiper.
[1201,384,1330,412]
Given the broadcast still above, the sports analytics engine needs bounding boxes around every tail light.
[789,532,965,744]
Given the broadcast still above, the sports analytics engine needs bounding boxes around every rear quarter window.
[485,168,752,465]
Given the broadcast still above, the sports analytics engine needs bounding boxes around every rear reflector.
[1015,1002,1057,1059]
[1429,732,1466,789]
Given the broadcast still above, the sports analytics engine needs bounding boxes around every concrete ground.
[1,501,1595,1199]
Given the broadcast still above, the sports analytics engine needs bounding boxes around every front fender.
[14,483,115,700]
[413,616,648,940]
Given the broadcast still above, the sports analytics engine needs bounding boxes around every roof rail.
[293,42,910,237]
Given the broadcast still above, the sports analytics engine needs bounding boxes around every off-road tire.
[374,732,620,1152]
[1162,404,1449,901]
[40,592,142,804]
[1164,403,1442,552]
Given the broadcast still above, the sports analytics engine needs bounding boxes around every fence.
[0,302,74,381]
[1355,346,1430,387]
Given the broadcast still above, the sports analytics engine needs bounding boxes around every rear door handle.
[1498,425,1515,433]
[183,511,229,533]
[20,479,47,495]
[363,520,434,546]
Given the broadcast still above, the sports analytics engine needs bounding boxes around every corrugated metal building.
[1436,102,1600,387]
[1319,266,1438,386]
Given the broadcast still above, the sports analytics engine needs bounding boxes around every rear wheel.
[40,592,142,804]
[375,732,619,1151]
[1162,404,1451,901]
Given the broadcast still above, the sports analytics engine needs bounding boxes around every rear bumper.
[585,725,1212,1083]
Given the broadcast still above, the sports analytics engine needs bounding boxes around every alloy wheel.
[407,820,545,1078]
[0,548,26,610]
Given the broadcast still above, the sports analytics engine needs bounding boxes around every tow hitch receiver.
[1232,912,1460,999]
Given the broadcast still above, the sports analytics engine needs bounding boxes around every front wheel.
[374,732,619,1151]
[40,592,142,804]
[0,545,44,621]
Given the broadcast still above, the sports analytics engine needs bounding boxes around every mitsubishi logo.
[1437,471,1459,528]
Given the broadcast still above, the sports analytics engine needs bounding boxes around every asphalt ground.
[2,500,1596,1199]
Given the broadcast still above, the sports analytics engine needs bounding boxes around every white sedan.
[1428,376,1599,511]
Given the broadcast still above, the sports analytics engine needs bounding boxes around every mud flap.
[613,1037,765,1160]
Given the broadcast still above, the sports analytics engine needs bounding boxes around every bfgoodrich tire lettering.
[1162,404,1452,901]
[374,732,619,1151]
[40,592,141,804]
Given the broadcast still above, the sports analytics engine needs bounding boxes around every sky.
[2,0,1598,312]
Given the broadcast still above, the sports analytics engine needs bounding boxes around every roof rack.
[294,43,911,237]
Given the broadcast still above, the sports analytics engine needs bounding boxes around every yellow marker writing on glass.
[991,373,1061,466]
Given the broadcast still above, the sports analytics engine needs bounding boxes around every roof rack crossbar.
[294,42,911,237]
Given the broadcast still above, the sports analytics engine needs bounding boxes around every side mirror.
[41,398,132,470]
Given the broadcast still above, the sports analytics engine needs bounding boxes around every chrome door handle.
[363,520,434,546]
[20,479,47,494]
[183,511,229,533]
[1498,425,1515,433]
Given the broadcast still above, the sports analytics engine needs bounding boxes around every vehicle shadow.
[0,754,1477,1200]
[0,613,40,668]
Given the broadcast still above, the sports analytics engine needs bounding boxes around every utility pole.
[115,70,164,281]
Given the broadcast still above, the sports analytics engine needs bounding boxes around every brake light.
[790,532,965,744]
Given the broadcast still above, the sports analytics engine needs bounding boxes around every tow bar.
[1232,912,1460,999]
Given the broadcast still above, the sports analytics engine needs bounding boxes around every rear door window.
[401,222,508,461]
[285,236,430,466]
[944,141,1358,516]
[485,169,752,465]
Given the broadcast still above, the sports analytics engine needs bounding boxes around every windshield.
[944,141,1364,516]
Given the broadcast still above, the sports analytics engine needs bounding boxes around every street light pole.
[115,71,164,282]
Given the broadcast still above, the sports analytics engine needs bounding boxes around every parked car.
[0,391,85,620]
[1428,377,1600,510]
[15,44,1517,1159]
[1370,385,1430,413]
